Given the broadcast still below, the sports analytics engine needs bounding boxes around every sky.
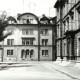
[0,0,57,17]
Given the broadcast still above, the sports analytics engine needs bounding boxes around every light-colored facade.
[0,13,56,62]
[54,0,80,61]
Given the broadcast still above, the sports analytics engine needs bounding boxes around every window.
[21,49,34,58]
[45,39,48,45]
[42,50,48,56]
[45,50,48,56]
[22,39,25,45]
[42,50,45,55]
[7,39,14,45]
[26,39,30,45]
[42,39,48,45]
[27,19,30,24]
[26,50,29,55]
[23,19,26,24]
[42,39,44,45]
[66,17,69,31]
[22,29,33,35]
[30,19,33,23]
[7,28,14,33]
[22,29,28,35]
[30,29,33,34]
[21,50,25,58]
[7,50,10,55]
[7,50,13,56]
[30,50,34,55]
[30,39,33,45]
[42,29,48,35]
[25,50,29,58]
[11,50,13,55]
[22,38,34,45]
[23,19,33,24]
[30,50,34,58]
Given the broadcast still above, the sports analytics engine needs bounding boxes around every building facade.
[0,13,56,62]
[54,0,80,61]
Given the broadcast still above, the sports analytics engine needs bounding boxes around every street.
[0,62,78,80]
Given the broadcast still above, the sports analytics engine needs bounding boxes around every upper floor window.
[22,29,33,35]
[22,38,34,45]
[7,39,14,45]
[41,29,48,35]
[42,39,48,45]
[7,28,14,33]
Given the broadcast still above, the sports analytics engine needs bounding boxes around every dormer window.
[23,19,26,24]
[27,19,30,24]
[23,19,33,24]
[17,13,38,24]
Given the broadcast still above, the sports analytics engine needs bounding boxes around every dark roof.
[17,13,38,20]
[7,16,17,23]
[54,0,60,8]
[54,0,65,8]
[40,16,50,24]
[50,16,57,21]
[40,16,50,21]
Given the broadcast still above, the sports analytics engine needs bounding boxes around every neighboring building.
[0,13,56,62]
[54,0,80,61]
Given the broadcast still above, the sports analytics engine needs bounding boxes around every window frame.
[7,39,14,45]
[42,50,49,57]
[7,50,14,56]
[41,29,48,36]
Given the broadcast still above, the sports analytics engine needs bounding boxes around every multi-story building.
[54,0,80,61]
[0,13,56,62]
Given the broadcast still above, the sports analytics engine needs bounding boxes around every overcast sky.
[0,0,57,17]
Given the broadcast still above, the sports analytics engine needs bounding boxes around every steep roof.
[7,16,17,23]
[40,15,50,23]
[54,0,65,8]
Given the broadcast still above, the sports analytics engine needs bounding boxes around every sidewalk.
[45,61,80,80]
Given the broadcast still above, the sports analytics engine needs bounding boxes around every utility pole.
[49,7,50,17]
[33,2,36,14]
[23,0,24,12]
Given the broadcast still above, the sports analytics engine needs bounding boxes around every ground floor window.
[21,49,34,59]
[42,50,48,56]
[7,50,13,56]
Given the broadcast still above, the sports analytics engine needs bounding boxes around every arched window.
[30,50,34,58]
[26,49,29,58]
[21,50,25,58]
